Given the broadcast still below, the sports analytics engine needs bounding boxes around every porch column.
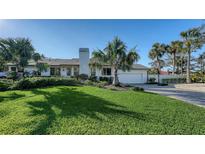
[71,66,74,76]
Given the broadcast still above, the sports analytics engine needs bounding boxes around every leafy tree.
[180,26,205,83]
[36,63,49,75]
[148,43,167,83]
[89,37,140,86]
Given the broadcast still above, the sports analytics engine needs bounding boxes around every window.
[74,66,79,76]
[102,68,111,76]
[91,68,96,76]
[67,67,71,76]
[50,67,61,76]
[50,68,55,76]
[11,67,17,72]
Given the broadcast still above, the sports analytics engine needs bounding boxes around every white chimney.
[79,48,89,75]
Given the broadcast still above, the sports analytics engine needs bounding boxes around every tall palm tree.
[167,41,183,75]
[148,43,167,84]
[180,26,205,83]
[89,37,140,86]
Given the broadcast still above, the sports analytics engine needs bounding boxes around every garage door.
[118,73,143,84]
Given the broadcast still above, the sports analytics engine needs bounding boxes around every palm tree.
[180,26,205,83]
[197,52,205,74]
[167,41,183,75]
[89,37,140,86]
[0,38,36,72]
[148,43,167,84]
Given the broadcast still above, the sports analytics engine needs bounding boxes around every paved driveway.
[133,84,205,107]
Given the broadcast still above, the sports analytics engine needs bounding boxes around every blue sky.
[0,19,204,66]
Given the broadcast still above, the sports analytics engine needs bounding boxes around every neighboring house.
[6,48,149,84]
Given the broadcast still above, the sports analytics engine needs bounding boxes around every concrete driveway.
[133,83,205,107]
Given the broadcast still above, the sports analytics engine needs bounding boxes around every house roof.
[132,64,149,70]
[7,58,148,70]
[38,58,79,66]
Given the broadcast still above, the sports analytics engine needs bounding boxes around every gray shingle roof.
[132,64,149,70]
[7,58,148,70]
[38,58,79,65]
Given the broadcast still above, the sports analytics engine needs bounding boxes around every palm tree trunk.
[181,58,183,75]
[172,53,176,75]
[157,58,160,84]
[112,68,119,86]
[186,50,191,84]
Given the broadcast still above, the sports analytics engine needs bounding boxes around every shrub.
[77,74,89,81]
[89,75,97,82]
[84,80,94,86]
[162,78,186,84]
[148,77,156,83]
[99,77,113,84]
[7,71,19,80]
[11,77,81,90]
[158,83,168,86]
[96,81,108,88]
[132,87,144,91]
[191,73,204,83]
[0,82,10,91]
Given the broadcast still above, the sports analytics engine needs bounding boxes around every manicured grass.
[0,86,205,134]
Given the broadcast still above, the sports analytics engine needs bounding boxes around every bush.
[84,80,94,86]
[191,73,205,83]
[77,74,89,81]
[158,83,168,86]
[132,87,144,91]
[0,82,10,91]
[89,75,97,82]
[96,81,108,88]
[162,78,186,84]
[148,77,156,83]
[99,77,113,84]
[7,71,19,80]
[11,77,81,90]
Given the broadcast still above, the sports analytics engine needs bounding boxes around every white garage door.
[118,73,143,84]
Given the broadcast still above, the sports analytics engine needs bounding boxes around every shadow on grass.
[27,87,147,134]
[0,92,26,103]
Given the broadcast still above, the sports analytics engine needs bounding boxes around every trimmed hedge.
[11,77,81,90]
[162,78,186,84]
[132,87,144,91]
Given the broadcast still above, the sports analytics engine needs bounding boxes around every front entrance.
[50,67,61,76]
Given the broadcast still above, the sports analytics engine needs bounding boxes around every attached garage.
[119,73,144,84]
[96,64,148,84]
[117,64,148,84]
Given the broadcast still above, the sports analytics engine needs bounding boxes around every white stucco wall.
[60,67,67,77]
[95,67,148,83]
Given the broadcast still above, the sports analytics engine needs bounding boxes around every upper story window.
[102,68,111,76]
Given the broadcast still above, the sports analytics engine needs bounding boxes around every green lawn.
[0,86,205,134]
